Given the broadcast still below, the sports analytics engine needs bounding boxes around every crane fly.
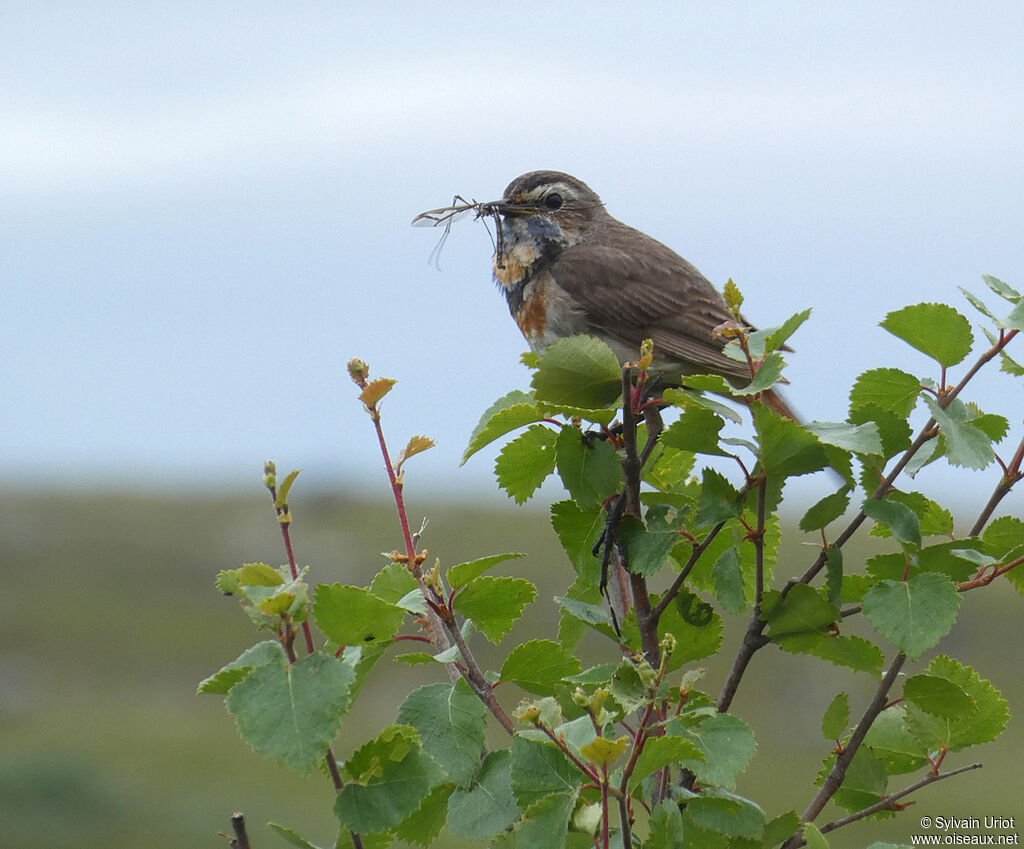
[411,195,505,269]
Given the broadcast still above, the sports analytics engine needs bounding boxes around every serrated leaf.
[495,424,557,504]
[647,587,724,670]
[736,351,787,395]
[531,335,623,409]
[501,639,582,695]
[869,491,954,539]
[555,425,624,509]
[619,503,684,577]
[862,498,922,549]
[831,746,888,813]
[764,308,813,353]
[463,390,543,463]
[313,584,406,646]
[554,595,617,639]
[398,434,434,466]
[849,368,921,418]
[822,692,850,740]
[775,633,885,675]
[849,403,913,461]
[227,651,356,774]
[648,800,686,849]
[359,377,397,408]
[684,788,766,840]
[806,420,883,456]
[712,547,746,614]
[447,749,520,839]
[447,552,526,589]
[369,561,419,603]
[265,822,324,849]
[864,705,930,774]
[881,303,974,367]
[902,673,977,719]
[669,713,757,790]
[1001,298,1024,331]
[696,467,744,527]
[825,546,844,607]
[397,680,488,786]
[862,572,961,659]
[800,489,851,532]
[628,736,705,794]
[983,273,1021,302]
[237,562,286,587]
[762,584,839,639]
[754,407,829,478]
[549,500,603,587]
[197,640,288,694]
[515,790,577,849]
[802,822,831,849]
[453,576,536,644]
[510,736,583,808]
[925,397,995,470]
[393,781,453,847]
[335,727,444,832]
[660,407,728,456]
[904,655,1009,750]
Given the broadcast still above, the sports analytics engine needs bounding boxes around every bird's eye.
[544,193,563,210]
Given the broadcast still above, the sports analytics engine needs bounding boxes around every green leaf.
[799,489,851,532]
[736,351,787,395]
[712,547,746,614]
[393,782,453,847]
[822,693,850,740]
[805,420,883,456]
[902,673,977,719]
[226,651,356,774]
[684,787,766,839]
[555,595,617,643]
[1001,298,1024,332]
[869,491,954,539]
[762,584,839,640]
[555,425,624,509]
[369,561,419,603]
[764,308,813,353]
[447,749,520,839]
[983,273,1021,303]
[531,335,623,408]
[775,633,885,675]
[880,303,974,367]
[830,745,888,813]
[501,639,582,695]
[650,587,724,669]
[628,736,704,794]
[274,468,302,510]
[313,584,406,646]
[463,390,542,463]
[396,680,488,786]
[549,500,604,587]
[849,368,921,418]
[864,705,930,774]
[825,546,844,607]
[648,800,686,849]
[754,407,829,478]
[660,406,728,456]
[510,736,583,808]
[197,640,288,695]
[862,572,961,660]
[619,503,684,577]
[495,425,557,503]
[515,790,577,849]
[862,498,922,549]
[237,562,286,587]
[447,552,525,589]
[696,468,744,527]
[849,403,913,461]
[925,397,995,470]
[802,822,831,849]
[335,726,444,832]
[453,576,536,644]
[669,712,757,790]
[905,655,1009,750]
[265,822,325,849]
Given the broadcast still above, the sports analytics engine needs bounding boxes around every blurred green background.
[2,486,1020,849]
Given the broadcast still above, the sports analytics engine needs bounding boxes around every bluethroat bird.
[415,170,798,421]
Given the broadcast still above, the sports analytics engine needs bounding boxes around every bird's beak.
[483,200,538,217]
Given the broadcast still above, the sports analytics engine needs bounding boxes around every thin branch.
[811,763,983,843]
[969,431,1024,537]
[780,653,907,849]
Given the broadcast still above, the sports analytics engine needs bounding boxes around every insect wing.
[410,201,478,227]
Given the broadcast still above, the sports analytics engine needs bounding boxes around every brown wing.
[549,221,750,381]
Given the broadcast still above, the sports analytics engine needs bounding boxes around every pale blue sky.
[3,2,1022,514]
